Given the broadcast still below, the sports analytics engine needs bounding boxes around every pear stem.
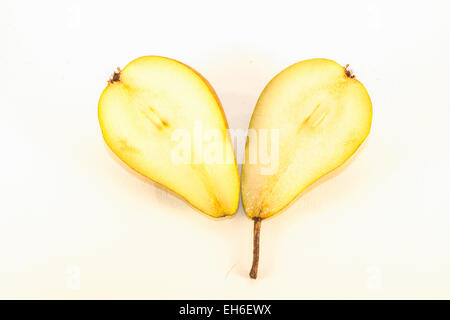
[249,218,262,279]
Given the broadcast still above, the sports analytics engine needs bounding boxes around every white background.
[1,0,449,299]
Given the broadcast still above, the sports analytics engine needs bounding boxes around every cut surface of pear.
[99,56,239,217]
[242,58,372,278]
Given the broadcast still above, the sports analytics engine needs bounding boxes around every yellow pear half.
[99,56,239,217]
[242,58,373,278]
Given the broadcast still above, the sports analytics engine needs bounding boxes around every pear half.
[242,58,372,278]
[99,56,239,217]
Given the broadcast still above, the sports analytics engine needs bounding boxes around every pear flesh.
[98,56,239,217]
[242,59,373,278]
